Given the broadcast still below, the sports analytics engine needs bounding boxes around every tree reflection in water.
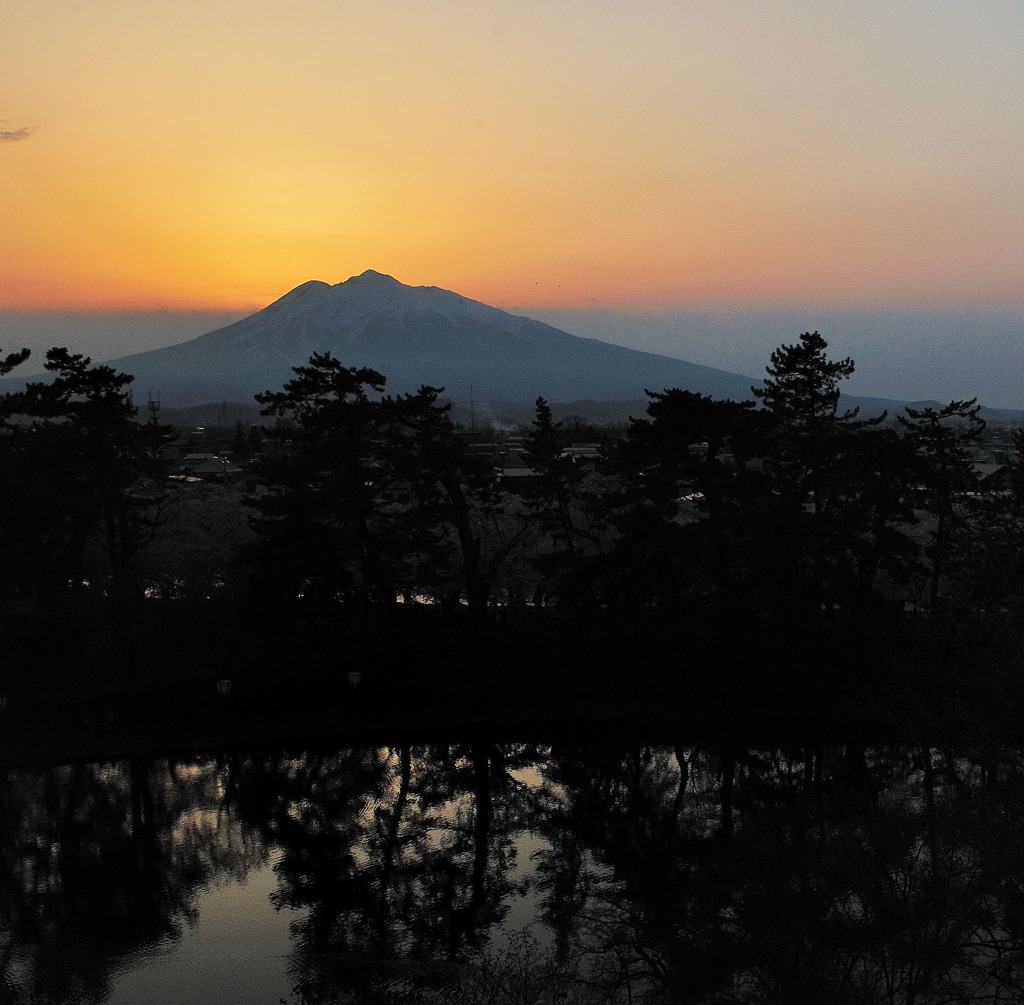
[4,740,1024,1003]
[0,755,266,1004]
[231,742,543,1002]
[532,743,1024,1004]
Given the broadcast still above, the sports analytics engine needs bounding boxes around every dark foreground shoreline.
[1,603,1018,767]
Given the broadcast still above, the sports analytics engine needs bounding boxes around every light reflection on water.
[106,851,300,1005]
[5,741,1024,1004]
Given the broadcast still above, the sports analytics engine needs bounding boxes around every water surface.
[3,738,1022,1003]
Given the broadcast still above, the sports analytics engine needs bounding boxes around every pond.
[3,737,1024,1003]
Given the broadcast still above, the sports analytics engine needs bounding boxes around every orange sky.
[4,1,1024,313]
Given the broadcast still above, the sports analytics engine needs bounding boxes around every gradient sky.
[5,0,1023,313]
[5,1,1024,406]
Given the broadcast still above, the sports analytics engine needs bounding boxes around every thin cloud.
[0,122,35,141]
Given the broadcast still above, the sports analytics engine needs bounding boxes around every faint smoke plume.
[0,123,35,141]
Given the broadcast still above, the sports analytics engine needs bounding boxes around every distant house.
[563,443,601,462]
[461,436,539,482]
[495,448,535,481]
[971,462,1010,490]
[180,453,243,479]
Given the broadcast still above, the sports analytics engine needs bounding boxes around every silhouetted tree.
[0,346,29,381]
[250,353,397,610]
[0,348,171,604]
[251,359,503,618]
[898,399,984,611]
[751,332,886,617]
[623,389,764,609]
[387,385,501,617]
[137,480,255,602]
[520,397,601,608]
[830,422,920,620]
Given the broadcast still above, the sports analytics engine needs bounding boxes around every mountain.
[12,271,999,421]
[87,271,766,407]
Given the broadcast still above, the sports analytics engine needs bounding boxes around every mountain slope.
[92,271,765,406]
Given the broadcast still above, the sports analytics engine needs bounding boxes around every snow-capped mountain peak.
[74,272,763,406]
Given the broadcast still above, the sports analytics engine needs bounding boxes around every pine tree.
[250,355,499,618]
[519,397,611,610]
[0,347,29,378]
[250,353,395,610]
[897,399,984,611]
[0,348,172,602]
[387,386,499,617]
[610,389,762,610]
[522,398,583,560]
[751,332,887,616]
[753,331,855,426]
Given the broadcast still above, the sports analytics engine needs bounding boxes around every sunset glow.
[4,1,1023,315]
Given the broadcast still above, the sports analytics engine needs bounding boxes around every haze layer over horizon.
[3,290,1024,410]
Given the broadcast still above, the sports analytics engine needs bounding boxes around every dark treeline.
[2,334,1024,724]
